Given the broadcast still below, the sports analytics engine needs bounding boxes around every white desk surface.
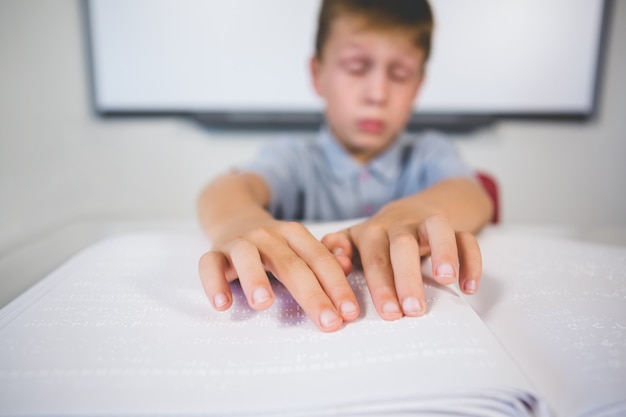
[1,220,626,310]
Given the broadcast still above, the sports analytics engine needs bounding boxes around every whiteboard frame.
[82,0,613,131]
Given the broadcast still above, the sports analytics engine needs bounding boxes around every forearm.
[197,173,273,240]
[380,177,494,233]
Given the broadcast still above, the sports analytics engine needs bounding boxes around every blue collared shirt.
[236,128,475,221]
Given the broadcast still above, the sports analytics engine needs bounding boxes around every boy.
[197,0,493,332]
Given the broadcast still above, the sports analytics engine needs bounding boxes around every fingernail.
[382,301,400,315]
[252,287,270,305]
[340,301,358,316]
[214,293,228,308]
[320,309,341,328]
[333,247,345,256]
[402,297,422,316]
[436,263,456,279]
[464,280,477,293]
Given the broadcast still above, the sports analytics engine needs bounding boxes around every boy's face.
[311,16,425,163]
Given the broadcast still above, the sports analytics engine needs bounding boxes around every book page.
[466,232,626,417]
[0,227,545,416]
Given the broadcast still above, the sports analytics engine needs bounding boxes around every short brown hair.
[314,0,434,61]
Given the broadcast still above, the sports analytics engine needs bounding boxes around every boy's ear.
[419,67,426,85]
[309,56,323,97]
[413,68,426,100]
[417,70,425,90]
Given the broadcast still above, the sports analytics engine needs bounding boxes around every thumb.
[321,229,354,275]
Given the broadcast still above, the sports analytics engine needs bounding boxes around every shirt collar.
[319,125,408,183]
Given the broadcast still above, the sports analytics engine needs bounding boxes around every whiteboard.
[86,0,608,126]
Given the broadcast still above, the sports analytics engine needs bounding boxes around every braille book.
[0,221,624,417]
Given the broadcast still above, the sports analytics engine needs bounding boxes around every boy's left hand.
[321,204,481,320]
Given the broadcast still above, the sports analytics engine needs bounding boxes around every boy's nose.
[364,69,389,106]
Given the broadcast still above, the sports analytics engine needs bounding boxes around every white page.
[0,227,545,416]
[466,232,626,417]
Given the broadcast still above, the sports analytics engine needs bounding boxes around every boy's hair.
[314,0,434,61]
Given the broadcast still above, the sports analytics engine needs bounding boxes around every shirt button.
[363,204,375,216]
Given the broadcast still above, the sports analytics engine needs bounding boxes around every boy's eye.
[341,59,369,75]
[389,66,415,82]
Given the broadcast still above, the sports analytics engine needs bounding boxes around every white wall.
[1,0,625,256]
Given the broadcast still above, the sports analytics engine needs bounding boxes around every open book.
[0,221,624,416]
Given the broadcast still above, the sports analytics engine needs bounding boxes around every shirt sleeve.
[233,138,305,220]
[416,131,476,187]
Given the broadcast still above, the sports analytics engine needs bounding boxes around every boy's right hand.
[198,217,361,332]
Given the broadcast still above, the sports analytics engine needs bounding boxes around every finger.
[249,224,343,332]
[456,231,482,294]
[286,223,359,322]
[420,214,459,286]
[321,230,354,275]
[352,224,403,321]
[198,251,233,311]
[388,228,425,317]
[228,238,275,311]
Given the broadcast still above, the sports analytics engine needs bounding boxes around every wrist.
[209,205,274,242]
[377,197,443,223]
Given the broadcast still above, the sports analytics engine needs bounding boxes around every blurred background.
[1,1,625,302]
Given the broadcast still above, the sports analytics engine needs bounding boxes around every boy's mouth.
[357,119,385,134]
